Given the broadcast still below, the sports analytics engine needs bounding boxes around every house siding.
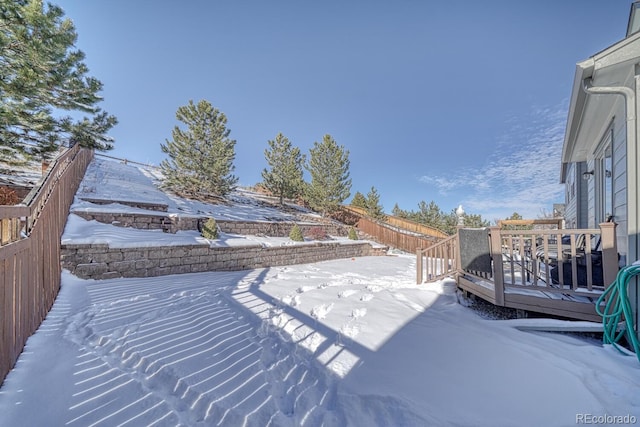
[576,162,589,228]
[587,158,596,228]
[612,116,628,262]
[564,163,577,228]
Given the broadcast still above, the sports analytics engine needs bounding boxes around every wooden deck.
[417,222,619,322]
[457,274,603,322]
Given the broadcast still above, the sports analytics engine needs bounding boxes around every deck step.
[500,319,623,333]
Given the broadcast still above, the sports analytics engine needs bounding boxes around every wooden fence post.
[416,248,423,284]
[599,222,618,287]
[488,226,505,306]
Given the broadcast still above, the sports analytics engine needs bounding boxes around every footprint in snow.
[310,303,334,320]
[351,308,367,318]
[340,324,360,338]
[280,294,300,307]
[360,293,374,302]
[366,285,383,293]
[338,289,358,298]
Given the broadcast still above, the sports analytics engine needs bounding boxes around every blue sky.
[55,0,631,222]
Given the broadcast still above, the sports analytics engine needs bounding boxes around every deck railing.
[0,145,93,386]
[417,222,619,319]
[416,233,459,283]
[491,223,618,298]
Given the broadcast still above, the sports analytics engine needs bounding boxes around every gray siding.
[612,118,627,261]
[564,162,578,228]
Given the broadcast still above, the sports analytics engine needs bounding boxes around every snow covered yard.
[1,157,639,426]
[0,254,639,426]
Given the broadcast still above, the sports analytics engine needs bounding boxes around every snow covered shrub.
[348,227,358,240]
[306,226,328,241]
[289,224,304,242]
[201,217,218,239]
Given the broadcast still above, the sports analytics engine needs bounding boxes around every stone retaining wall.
[78,197,168,211]
[217,220,348,237]
[71,211,349,236]
[61,241,386,280]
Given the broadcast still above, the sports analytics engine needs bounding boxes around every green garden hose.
[596,264,640,361]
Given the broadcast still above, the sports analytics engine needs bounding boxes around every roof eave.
[561,59,594,169]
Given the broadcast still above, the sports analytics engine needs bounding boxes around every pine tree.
[366,186,386,220]
[289,224,304,241]
[392,203,408,218]
[416,200,443,227]
[0,0,117,163]
[261,133,305,206]
[160,100,238,198]
[441,209,490,235]
[305,134,351,215]
[348,227,358,240]
[350,191,367,209]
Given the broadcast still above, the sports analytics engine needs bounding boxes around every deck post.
[488,226,505,306]
[454,227,463,272]
[416,248,423,284]
[599,222,618,287]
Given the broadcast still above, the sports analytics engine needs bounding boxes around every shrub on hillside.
[289,224,304,242]
[201,217,218,239]
[348,227,358,240]
[0,186,19,205]
[306,226,328,241]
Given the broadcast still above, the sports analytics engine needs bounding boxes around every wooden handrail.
[417,233,458,283]
[497,218,564,228]
[0,145,91,246]
[488,224,617,296]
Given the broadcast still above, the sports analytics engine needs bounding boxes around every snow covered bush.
[201,217,218,239]
[289,224,304,242]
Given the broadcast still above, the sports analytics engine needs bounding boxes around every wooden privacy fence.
[356,216,441,254]
[384,216,449,240]
[0,145,93,386]
[341,205,449,240]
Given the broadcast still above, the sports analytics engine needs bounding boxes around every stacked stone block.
[61,241,387,280]
[71,210,347,236]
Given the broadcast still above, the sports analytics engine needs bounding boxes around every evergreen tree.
[441,209,490,234]
[392,203,408,218]
[304,134,351,215]
[389,199,489,235]
[0,0,117,163]
[289,224,304,241]
[348,227,358,240]
[160,99,238,198]
[415,200,443,227]
[261,132,305,206]
[366,186,386,220]
[462,212,490,229]
[351,191,367,209]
